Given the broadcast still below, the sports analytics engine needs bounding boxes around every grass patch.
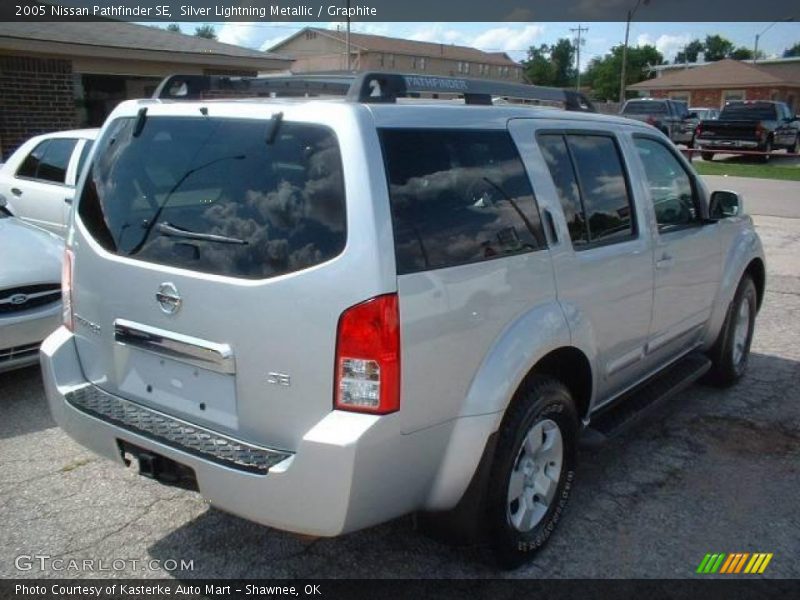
[693,161,800,181]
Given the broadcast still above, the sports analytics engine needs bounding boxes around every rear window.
[623,101,667,115]
[78,116,346,280]
[380,129,545,274]
[720,103,778,121]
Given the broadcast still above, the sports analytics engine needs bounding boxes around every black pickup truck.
[694,101,800,162]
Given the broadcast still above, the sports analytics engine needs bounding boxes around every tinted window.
[381,129,545,274]
[634,138,698,230]
[720,103,778,121]
[37,138,77,184]
[76,140,94,180]
[567,135,634,243]
[537,134,587,245]
[16,140,49,179]
[78,117,346,280]
[623,101,667,115]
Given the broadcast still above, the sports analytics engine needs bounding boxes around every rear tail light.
[646,116,658,125]
[695,124,703,137]
[755,122,765,139]
[62,247,74,331]
[334,294,400,415]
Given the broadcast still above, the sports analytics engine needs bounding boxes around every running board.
[581,352,711,446]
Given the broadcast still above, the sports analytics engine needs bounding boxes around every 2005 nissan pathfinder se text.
[41,73,765,568]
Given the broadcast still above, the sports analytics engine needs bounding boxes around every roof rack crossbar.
[153,72,596,112]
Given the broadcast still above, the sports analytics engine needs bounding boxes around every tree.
[674,39,704,64]
[729,47,765,60]
[194,25,217,40]
[521,38,576,88]
[784,43,800,58]
[583,44,663,102]
[166,24,181,33]
[550,38,577,88]
[704,35,735,61]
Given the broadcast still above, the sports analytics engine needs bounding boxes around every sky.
[163,21,800,69]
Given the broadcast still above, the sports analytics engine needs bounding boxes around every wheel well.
[745,258,765,311]
[526,347,593,420]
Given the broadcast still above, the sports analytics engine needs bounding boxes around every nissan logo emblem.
[155,282,182,315]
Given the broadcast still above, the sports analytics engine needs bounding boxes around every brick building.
[0,22,291,160]
[627,58,800,112]
[268,27,522,82]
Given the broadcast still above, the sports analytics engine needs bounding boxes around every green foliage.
[166,24,181,33]
[784,43,800,58]
[674,40,704,64]
[194,25,217,40]
[521,38,576,88]
[583,44,663,101]
[703,35,735,61]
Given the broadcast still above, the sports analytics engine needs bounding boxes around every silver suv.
[41,73,765,568]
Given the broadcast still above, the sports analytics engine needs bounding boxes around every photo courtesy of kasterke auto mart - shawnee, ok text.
[0,0,799,598]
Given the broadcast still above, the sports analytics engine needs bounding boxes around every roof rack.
[152,72,597,113]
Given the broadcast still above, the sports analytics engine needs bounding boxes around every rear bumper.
[0,303,60,373]
[695,139,759,150]
[41,327,474,536]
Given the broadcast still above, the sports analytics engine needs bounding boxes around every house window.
[669,92,690,104]
[722,90,745,108]
[419,57,426,71]
[388,54,396,68]
[412,57,427,71]
[305,31,317,40]
[458,62,465,74]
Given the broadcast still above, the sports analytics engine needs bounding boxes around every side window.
[567,135,635,243]
[381,129,545,274]
[538,134,588,246]
[37,138,77,184]
[538,133,635,247]
[76,140,94,181]
[16,140,49,179]
[634,137,698,230]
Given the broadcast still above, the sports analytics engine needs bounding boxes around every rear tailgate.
[69,102,393,452]
[698,120,760,142]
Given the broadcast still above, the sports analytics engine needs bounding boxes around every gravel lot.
[1,213,798,580]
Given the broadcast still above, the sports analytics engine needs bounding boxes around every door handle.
[64,197,73,205]
[11,188,22,197]
[656,254,674,269]
[542,209,559,245]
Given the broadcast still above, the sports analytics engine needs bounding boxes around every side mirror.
[687,112,698,119]
[709,190,742,219]
[0,194,6,208]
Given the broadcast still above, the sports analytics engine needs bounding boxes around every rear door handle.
[656,254,674,269]
[64,197,73,205]
[10,187,22,197]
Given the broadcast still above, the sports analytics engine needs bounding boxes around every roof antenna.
[132,107,148,137]
[266,111,284,145]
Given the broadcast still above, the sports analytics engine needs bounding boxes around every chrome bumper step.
[65,385,291,474]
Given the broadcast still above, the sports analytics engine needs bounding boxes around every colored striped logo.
[696,553,773,574]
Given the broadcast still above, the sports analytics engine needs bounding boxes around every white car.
[0,129,98,236]
[0,196,63,373]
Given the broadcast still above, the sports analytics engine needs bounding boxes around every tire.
[791,135,800,155]
[705,276,757,387]
[701,151,715,161]
[485,376,578,569]
[758,138,772,163]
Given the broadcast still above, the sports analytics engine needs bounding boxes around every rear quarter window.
[380,129,545,274]
[78,116,347,280]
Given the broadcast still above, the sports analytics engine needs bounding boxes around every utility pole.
[346,0,351,71]
[619,0,650,104]
[754,18,795,64]
[570,24,588,90]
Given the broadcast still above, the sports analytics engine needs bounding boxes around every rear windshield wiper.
[156,222,248,245]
